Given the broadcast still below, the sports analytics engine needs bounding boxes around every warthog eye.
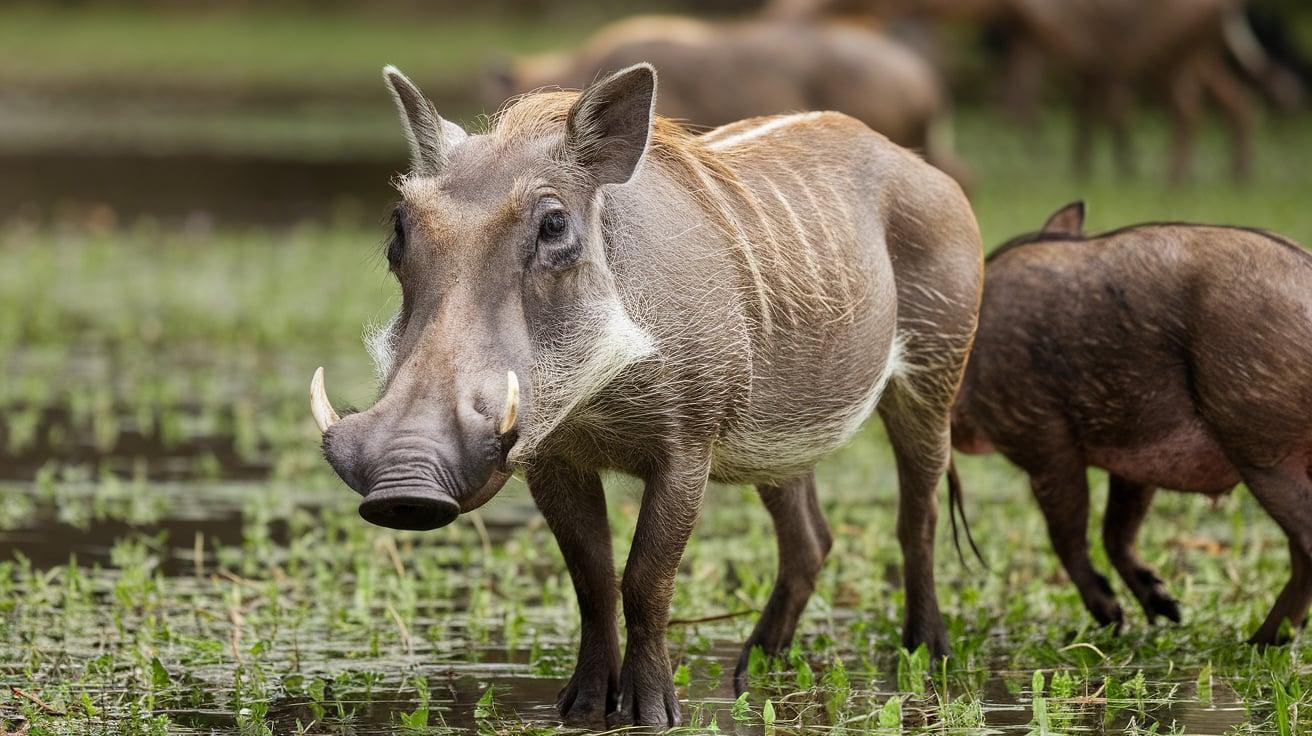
[533,198,580,270]
[539,210,569,241]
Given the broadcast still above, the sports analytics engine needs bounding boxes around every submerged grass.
[2,100,1312,733]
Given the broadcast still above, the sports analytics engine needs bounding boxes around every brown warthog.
[953,202,1312,643]
[772,0,1301,182]
[486,15,970,185]
[1003,0,1263,182]
[312,65,982,727]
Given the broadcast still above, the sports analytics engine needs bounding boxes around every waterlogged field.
[3,100,1312,736]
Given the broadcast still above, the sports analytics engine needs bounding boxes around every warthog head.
[311,64,660,531]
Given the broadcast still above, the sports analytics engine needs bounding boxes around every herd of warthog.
[766,0,1304,181]
[305,60,1310,730]
[481,1,1303,186]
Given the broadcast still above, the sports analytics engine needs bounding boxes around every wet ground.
[0,362,1299,734]
[0,470,1269,734]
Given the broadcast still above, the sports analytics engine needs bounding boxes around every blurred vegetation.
[0,4,608,96]
[3,0,1310,156]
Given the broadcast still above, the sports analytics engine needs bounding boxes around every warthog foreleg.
[733,472,832,694]
[1103,476,1181,624]
[612,453,710,729]
[1167,61,1204,184]
[527,461,619,727]
[1199,54,1254,182]
[1241,459,1312,645]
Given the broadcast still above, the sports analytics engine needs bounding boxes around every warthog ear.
[383,65,467,176]
[566,63,657,186]
[1041,200,1086,236]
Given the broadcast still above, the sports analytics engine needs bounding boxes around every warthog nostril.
[358,486,460,531]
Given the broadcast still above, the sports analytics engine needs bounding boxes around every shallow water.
[0,474,1285,734]
[0,150,398,228]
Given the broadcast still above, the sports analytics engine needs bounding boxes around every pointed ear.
[1040,201,1086,236]
[566,63,657,186]
[383,65,467,176]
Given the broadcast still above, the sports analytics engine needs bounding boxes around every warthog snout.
[311,367,518,531]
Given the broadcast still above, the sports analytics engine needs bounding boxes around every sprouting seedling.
[474,686,498,722]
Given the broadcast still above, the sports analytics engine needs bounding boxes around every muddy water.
[2,150,400,228]
[0,405,271,482]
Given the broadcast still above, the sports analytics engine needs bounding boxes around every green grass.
[0,4,626,95]
[959,111,1312,247]
[2,66,1312,736]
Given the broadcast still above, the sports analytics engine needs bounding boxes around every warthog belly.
[1086,419,1241,495]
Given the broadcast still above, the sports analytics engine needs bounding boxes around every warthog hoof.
[1132,569,1182,624]
[556,665,617,728]
[902,610,950,661]
[609,652,681,729]
[1084,573,1125,631]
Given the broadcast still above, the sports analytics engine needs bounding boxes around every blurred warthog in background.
[485,15,971,186]
[1004,0,1273,181]
[769,0,1304,182]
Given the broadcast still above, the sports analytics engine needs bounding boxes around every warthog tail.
[947,459,987,570]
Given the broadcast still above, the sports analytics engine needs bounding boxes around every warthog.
[313,64,982,727]
[777,0,1302,182]
[486,15,970,186]
[953,202,1312,644]
[1003,0,1264,182]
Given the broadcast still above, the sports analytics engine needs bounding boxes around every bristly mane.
[490,90,709,168]
[985,230,1084,263]
[988,222,1312,264]
[488,90,749,224]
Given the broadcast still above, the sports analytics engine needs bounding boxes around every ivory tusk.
[310,366,340,433]
[499,370,520,435]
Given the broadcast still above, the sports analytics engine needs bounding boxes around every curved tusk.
[499,370,520,435]
[310,366,340,433]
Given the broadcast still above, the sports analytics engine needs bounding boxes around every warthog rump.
[313,64,982,727]
[954,201,1312,644]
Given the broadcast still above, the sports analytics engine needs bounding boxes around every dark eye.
[386,209,407,269]
[539,210,569,241]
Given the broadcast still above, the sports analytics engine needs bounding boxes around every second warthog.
[954,202,1312,644]
[313,64,982,727]
[486,15,971,186]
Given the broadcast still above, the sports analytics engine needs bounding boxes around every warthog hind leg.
[878,385,954,658]
[527,461,619,727]
[876,186,982,659]
[1103,476,1181,624]
[1031,456,1125,629]
[733,471,832,694]
[1240,458,1312,645]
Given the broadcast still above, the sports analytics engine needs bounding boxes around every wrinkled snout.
[310,368,518,531]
